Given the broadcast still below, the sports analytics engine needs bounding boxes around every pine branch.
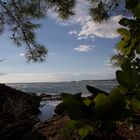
[0,0,34,58]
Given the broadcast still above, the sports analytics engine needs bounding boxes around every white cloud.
[112,48,118,55]
[0,72,7,76]
[78,15,122,39]
[75,45,95,52]
[20,53,26,57]
[77,36,88,40]
[69,30,78,35]
[104,59,112,67]
[48,0,122,40]
[49,52,56,55]
[74,68,115,80]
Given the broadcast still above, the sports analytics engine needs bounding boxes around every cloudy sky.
[0,0,122,83]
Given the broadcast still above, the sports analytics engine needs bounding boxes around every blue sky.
[0,0,122,83]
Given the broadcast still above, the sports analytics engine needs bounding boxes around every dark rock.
[54,102,65,115]
[39,93,47,97]
[39,93,61,101]
[37,114,71,140]
[0,84,44,140]
[37,113,140,140]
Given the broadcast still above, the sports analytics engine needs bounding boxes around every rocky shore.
[37,112,140,140]
[0,84,140,140]
[0,84,44,140]
[39,93,61,101]
[37,102,140,140]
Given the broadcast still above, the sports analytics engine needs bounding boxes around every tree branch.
[0,0,34,58]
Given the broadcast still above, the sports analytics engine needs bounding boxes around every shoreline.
[39,100,62,122]
[0,84,43,140]
[1,83,140,140]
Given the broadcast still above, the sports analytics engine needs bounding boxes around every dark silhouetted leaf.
[61,93,85,120]
[86,85,109,96]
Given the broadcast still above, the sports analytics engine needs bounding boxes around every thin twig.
[0,0,34,58]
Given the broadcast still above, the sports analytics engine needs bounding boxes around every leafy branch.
[0,0,48,62]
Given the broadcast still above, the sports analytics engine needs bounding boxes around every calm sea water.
[6,80,118,121]
[6,80,117,95]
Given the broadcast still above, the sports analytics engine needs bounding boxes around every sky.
[0,0,122,83]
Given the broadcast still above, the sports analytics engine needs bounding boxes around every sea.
[6,80,118,122]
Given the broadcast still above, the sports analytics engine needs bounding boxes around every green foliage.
[90,3,109,23]
[0,0,139,138]
[61,49,140,140]
[134,3,140,19]
[0,0,49,62]
[25,45,48,62]
[116,58,140,90]
[115,3,140,61]
[0,0,76,62]
[61,93,85,120]
[86,85,109,96]
[61,1,140,139]
[78,125,95,140]
[94,92,131,121]
[111,0,140,67]
[111,54,127,67]
[131,97,140,111]
[125,0,139,9]
[0,0,138,62]
[89,0,120,22]
[117,28,130,39]
[60,1,140,140]
[61,63,139,139]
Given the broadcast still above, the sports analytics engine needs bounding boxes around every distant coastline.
[3,79,117,84]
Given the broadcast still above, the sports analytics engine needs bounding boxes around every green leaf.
[117,39,129,49]
[119,18,130,26]
[126,0,139,9]
[127,51,135,60]
[119,18,133,27]
[121,58,131,71]
[84,98,92,106]
[108,92,132,120]
[78,125,95,140]
[109,92,126,111]
[94,92,131,121]
[93,94,110,119]
[116,70,130,89]
[117,28,130,39]
[61,93,85,120]
[67,120,77,128]
[131,97,140,111]
[86,85,108,96]
[117,39,131,55]
[134,87,140,101]
[130,39,137,49]
[111,85,128,95]
[136,46,140,54]
[116,67,139,90]
[134,3,140,19]
[63,120,77,139]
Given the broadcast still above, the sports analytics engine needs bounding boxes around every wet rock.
[0,84,44,140]
[39,93,61,101]
[37,114,72,140]
[54,102,65,115]
[37,112,140,140]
